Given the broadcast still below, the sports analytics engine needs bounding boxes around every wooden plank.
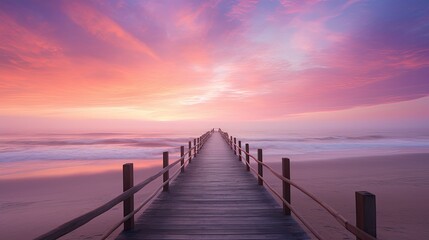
[116,132,309,240]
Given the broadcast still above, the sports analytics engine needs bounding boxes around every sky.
[1,0,428,134]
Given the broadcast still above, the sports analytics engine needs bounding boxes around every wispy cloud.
[279,0,322,14]
[62,1,159,60]
[228,0,259,20]
[0,0,428,124]
[0,11,63,70]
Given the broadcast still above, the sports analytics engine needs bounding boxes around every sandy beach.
[1,153,428,239]
[263,153,429,240]
[0,164,165,240]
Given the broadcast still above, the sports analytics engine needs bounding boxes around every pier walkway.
[116,132,308,240]
[36,129,377,240]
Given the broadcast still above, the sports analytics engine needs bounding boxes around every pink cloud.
[228,0,259,20]
[62,1,159,60]
[0,0,428,124]
[279,0,322,14]
[0,11,64,70]
[175,1,213,33]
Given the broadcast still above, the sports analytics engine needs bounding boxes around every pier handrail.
[218,129,377,240]
[100,149,190,239]
[35,129,214,240]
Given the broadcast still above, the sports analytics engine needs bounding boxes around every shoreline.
[264,151,429,163]
[294,151,429,163]
[0,158,162,180]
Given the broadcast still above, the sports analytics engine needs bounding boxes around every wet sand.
[1,153,428,239]
[263,153,429,240]
[0,164,164,240]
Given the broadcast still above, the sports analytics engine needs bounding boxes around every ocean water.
[241,133,429,161]
[0,132,190,179]
[0,132,189,162]
[1,131,429,179]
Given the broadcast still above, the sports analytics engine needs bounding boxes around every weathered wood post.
[245,143,250,171]
[194,138,197,155]
[230,136,233,149]
[180,146,185,173]
[356,191,376,239]
[257,149,263,185]
[188,141,192,163]
[163,152,169,192]
[123,163,134,231]
[199,137,201,151]
[234,137,237,155]
[282,158,291,215]
[238,141,242,161]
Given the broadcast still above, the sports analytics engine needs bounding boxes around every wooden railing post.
[234,137,237,155]
[163,152,169,192]
[197,137,200,153]
[180,146,185,173]
[356,191,376,239]
[245,143,250,171]
[188,141,192,163]
[238,140,242,161]
[122,163,134,231]
[194,138,197,155]
[282,158,291,215]
[257,149,263,185]
[230,136,233,149]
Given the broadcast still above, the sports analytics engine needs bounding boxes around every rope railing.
[218,129,377,240]
[236,150,325,239]
[100,153,192,239]
[35,129,214,240]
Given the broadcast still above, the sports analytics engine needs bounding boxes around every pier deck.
[117,132,308,240]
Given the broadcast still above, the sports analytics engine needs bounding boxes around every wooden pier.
[35,129,377,240]
[116,131,308,240]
